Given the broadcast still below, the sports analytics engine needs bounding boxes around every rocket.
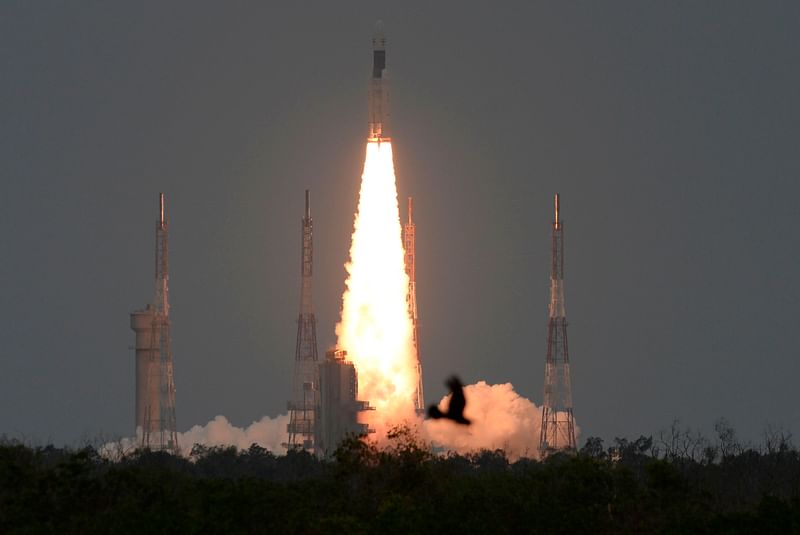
[368,23,389,141]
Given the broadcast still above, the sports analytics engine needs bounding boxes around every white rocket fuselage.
[368,30,389,141]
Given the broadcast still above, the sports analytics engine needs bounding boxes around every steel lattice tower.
[131,193,178,453]
[287,190,320,451]
[539,193,577,456]
[403,197,425,413]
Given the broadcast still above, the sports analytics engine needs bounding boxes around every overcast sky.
[1,2,798,447]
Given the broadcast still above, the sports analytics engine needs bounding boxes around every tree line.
[1,421,799,533]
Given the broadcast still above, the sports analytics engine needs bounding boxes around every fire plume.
[336,141,419,437]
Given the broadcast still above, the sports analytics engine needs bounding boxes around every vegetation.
[2,422,800,533]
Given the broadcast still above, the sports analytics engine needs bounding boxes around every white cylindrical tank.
[130,306,158,439]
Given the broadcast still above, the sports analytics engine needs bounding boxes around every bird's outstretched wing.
[427,405,444,419]
[445,376,470,425]
[426,376,471,425]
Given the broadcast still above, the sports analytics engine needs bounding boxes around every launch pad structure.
[286,190,320,452]
[403,197,425,413]
[315,349,372,458]
[285,190,373,457]
[538,194,577,456]
[130,193,178,453]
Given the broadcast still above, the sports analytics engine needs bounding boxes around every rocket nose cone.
[372,20,386,49]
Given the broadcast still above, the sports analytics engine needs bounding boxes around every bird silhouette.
[427,376,471,425]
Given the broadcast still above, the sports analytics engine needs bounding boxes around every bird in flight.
[427,376,471,425]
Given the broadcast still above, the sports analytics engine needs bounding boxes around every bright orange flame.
[336,141,419,438]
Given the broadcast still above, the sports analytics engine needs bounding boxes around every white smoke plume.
[101,387,577,462]
[102,414,289,458]
[177,414,289,454]
[422,381,578,461]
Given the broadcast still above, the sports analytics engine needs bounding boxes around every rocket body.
[368,28,389,141]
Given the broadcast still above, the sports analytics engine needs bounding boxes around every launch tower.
[286,190,320,451]
[403,197,424,413]
[130,193,178,452]
[538,193,577,456]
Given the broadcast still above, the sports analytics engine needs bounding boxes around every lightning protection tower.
[403,197,425,413]
[286,190,320,451]
[538,193,577,456]
[130,193,178,453]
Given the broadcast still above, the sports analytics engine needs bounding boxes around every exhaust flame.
[336,141,419,438]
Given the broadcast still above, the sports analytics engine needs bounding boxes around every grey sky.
[1,2,798,446]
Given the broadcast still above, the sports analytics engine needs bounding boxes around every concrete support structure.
[130,193,178,453]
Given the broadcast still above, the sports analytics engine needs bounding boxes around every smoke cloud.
[103,386,578,462]
[177,414,289,454]
[102,414,289,458]
[422,381,577,461]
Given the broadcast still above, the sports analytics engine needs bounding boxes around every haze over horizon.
[1,2,799,448]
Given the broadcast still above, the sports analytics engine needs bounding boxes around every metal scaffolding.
[403,197,425,414]
[130,193,178,453]
[539,193,577,457]
[286,190,320,452]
